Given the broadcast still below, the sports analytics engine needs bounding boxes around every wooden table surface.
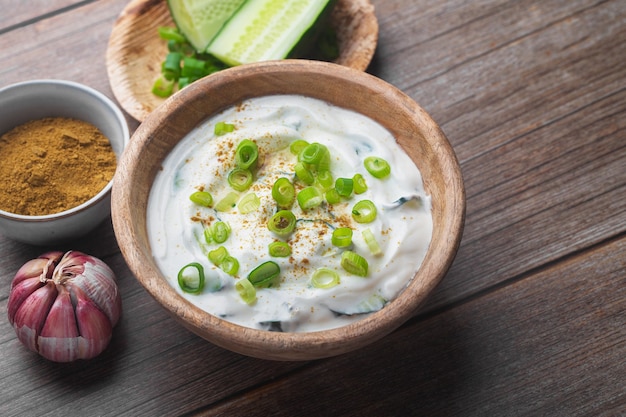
[1,0,624,415]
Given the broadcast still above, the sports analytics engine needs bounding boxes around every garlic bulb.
[7,251,121,362]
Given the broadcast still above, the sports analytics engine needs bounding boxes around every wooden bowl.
[111,60,465,360]
[106,0,378,122]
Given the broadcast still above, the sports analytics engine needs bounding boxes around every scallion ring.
[362,228,383,256]
[219,256,239,276]
[364,156,391,179]
[311,268,340,289]
[297,186,323,210]
[335,177,354,197]
[238,192,260,214]
[268,241,292,257]
[208,246,228,265]
[289,139,309,155]
[248,261,281,288]
[332,227,353,247]
[235,139,259,171]
[214,191,239,212]
[294,161,314,185]
[236,278,257,305]
[341,251,369,277]
[214,121,235,136]
[189,190,213,207]
[177,262,205,294]
[268,210,297,236]
[325,188,341,205]
[299,142,331,171]
[272,177,295,209]
[316,170,334,190]
[210,221,230,243]
[352,199,377,223]
[353,173,368,194]
[228,168,253,191]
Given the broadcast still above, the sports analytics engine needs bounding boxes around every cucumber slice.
[167,0,247,52]
[206,0,336,66]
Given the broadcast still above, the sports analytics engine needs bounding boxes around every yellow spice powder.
[0,117,117,216]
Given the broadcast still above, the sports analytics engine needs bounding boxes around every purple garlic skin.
[7,251,122,362]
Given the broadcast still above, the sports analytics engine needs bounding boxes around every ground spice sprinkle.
[0,117,117,216]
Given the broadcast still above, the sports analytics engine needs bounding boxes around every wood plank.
[0,0,88,32]
[203,236,626,416]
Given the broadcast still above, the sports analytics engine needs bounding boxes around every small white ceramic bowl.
[0,80,130,245]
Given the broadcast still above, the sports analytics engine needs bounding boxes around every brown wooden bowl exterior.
[106,0,379,122]
[111,60,465,361]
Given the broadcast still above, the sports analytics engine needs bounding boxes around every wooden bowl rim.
[112,60,465,360]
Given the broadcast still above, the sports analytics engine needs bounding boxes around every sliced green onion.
[311,268,340,289]
[210,221,230,243]
[325,188,341,204]
[236,278,256,305]
[297,186,323,210]
[158,26,187,43]
[335,177,354,197]
[177,76,196,89]
[352,200,377,223]
[181,56,209,78]
[228,168,253,191]
[189,190,213,207]
[248,261,280,288]
[364,156,391,179]
[203,227,213,244]
[299,142,330,170]
[341,251,369,277]
[290,139,309,155]
[238,192,260,214]
[268,210,296,236]
[151,76,175,98]
[332,227,353,247]
[214,121,235,136]
[220,256,239,276]
[215,191,239,212]
[362,228,383,256]
[294,161,314,185]
[268,241,291,257]
[353,173,368,194]
[235,139,259,171]
[177,262,205,294]
[272,177,295,208]
[208,246,228,265]
[316,170,334,190]
[162,52,182,81]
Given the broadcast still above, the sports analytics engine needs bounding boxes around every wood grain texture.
[0,0,624,414]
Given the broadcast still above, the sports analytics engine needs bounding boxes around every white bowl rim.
[0,79,130,221]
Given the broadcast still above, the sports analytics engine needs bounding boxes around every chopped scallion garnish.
[268,241,291,257]
[248,261,280,288]
[311,268,340,289]
[352,200,377,223]
[272,177,295,209]
[208,246,228,265]
[236,278,256,304]
[189,190,213,207]
[177,262,205,294]
[238,192,260,214]
[214,121,235,136]
[332,227,353,247]
[235,139,259,171]
[341,251,369,277]
[228,168,253,191]
[324,188,341,205]
[289,139,309,155]
[210,221,231,243]
[364,156,391,179]
[362,228,382,256]
[353,173,368,194]
[268,210,296,236]
[151,76,175,98]
[215,191,239,212]
[297,186,323,210]
[298,142,330,171]
[294,161,314,185]
[335,177,354,197]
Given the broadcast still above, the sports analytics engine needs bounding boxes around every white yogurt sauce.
[147,95,432,332]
